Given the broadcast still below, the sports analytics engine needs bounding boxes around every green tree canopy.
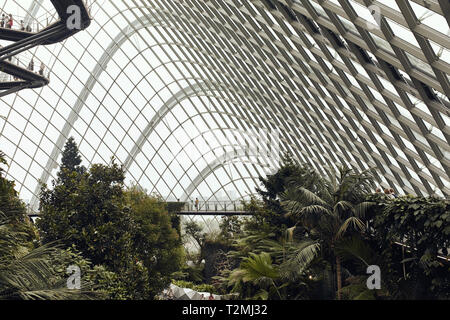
[125,185,184,298]
[0,151,103,300]
[37,139,183,299]
[0,151,29,223]
[281,165,375,299]
[37,139,146,298]
[255,152,324,233]
[38,160,134,270]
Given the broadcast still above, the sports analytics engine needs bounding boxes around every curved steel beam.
[25,2,449,212]
[30,17,152,209]
[29,10,378,208]
[123,81,208,169]
[30,13,297,208]
[180,148,272,202]
[122,80,278,172]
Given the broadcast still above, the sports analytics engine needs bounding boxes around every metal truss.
[0,0,448,220]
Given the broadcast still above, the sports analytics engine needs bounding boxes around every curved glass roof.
[0,0,449,211]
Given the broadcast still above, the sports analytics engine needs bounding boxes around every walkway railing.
[0,8,62,34]
[0,0,93,33]
[0,52,48,81]
[0,0,91,96]
[182,200,246,212]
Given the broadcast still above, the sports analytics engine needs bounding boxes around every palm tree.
[0,211,100,300]
[281,165,374,299]
[229,252,283,300]
[0,151,102,300]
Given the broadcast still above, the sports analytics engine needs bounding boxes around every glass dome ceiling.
[0,0,449,211]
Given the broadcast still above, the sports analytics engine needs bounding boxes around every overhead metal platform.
[0,0,91,45]
[0,58,49,97]
[42,0,92,44]
[0,0,91,97]
[0,59,48,87]
[0,28,34,42]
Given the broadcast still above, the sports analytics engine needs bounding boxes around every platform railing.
[0,11,47,33]
[0,0,94,35]
[0,52,48,81]
[182,201,245,212]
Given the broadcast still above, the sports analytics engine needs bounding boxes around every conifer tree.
[57,137,85,184]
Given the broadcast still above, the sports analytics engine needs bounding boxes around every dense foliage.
[172,280,217,294]
[210,154,449,300]
[372,195,450,299]
[126,186,184,297]
[0,144,448,300]
[0,151,100,300]
[36,138,183,299]
[38,160,135,269]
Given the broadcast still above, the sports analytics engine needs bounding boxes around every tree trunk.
[336,256,342,300]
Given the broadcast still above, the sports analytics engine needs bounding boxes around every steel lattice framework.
[0,0,449,221]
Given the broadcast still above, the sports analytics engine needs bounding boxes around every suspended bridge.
[177,201,252,216]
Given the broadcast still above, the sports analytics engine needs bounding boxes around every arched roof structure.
[0,0,449,211]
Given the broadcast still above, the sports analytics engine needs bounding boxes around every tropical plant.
[0,151,99,300]
[229,252,283,300]
[219,215,243,243]
[372,195,450,299]
[38,159,135,270]
[37,138,172,299]
[281,165,375,299]
[0,217,119,300]
[334,235,389,299]
[184,220,206,253]
[0,242,96,300]
[255,152,324,233]
[56,137,86,185]
[171,280,217,294]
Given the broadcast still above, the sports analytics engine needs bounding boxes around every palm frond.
[335,236,378,268]
[336,217,366,240]
[0,210,8,225]
[10,287,100,300]
[300,204,332,216]
[354,201,375,220]
[239,252,279,282]
[0,242,97,300]
[251,289,269,300]
[298,205,333,229]
[281,187,328,207]
[334,201,354,218]
[280,240,321,279]
[290,240,321,267]
[280,199,306,218]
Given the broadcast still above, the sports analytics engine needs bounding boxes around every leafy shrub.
[374,195,450,299]
[172,280,217,294]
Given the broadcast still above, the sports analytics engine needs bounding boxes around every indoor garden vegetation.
[0,140,448,300]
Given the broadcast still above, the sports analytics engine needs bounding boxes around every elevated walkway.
[178,210,251,216]
[0,0,91,97]
[0,59,48,89]
[178,201,252,216]
[0,28,34,43]
[0,0,91,45]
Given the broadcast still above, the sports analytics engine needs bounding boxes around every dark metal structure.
[0,0,91,97]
